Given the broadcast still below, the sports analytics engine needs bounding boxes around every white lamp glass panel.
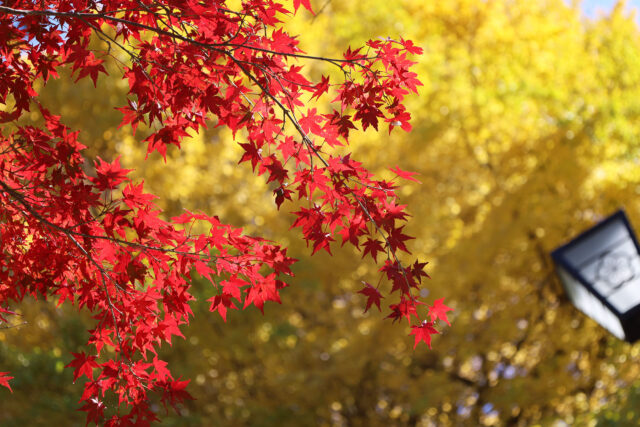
[558,267,626,340]
[606,282,640,313]
[562,219,629,267]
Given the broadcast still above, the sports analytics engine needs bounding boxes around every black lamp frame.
[551,210,640,343]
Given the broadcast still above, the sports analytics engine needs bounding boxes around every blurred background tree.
[3,0,640,425]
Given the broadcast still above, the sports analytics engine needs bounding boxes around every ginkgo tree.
[0,0,446,424]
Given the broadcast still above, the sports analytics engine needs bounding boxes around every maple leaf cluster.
[0,0,450,424]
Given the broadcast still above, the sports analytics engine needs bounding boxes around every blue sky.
[580,0,640,17]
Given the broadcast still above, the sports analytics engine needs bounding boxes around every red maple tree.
[0,0,450,424]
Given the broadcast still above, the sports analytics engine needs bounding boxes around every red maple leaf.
[79,397,106,425]
[429,298,453,326]
[91,156,132,190]
[362,238,385,262]
[310,75,330,101]
[122,181,157,209]
[243,275,282,313]
[152,357,173,382]
[400,37,424,55]
[327,110,357,139]
[161,378,194,412]
[386,297,420,324]
[292,0,315,14]
[358,282,383,312]
[388,225,414,254]
[239,142,262,171]
[411,260,431,283]
[355,103,384,131]
[75,55,107,87]
[0,372,13,392]
[65,352,99,382]
[388,110,413,133]
[389,165,422,183]
[273,185,293,209]
[410,321,439,349]
[207,294,238,321]
[343,46,365,62]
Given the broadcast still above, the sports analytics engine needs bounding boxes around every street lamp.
[551,210,640,343]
